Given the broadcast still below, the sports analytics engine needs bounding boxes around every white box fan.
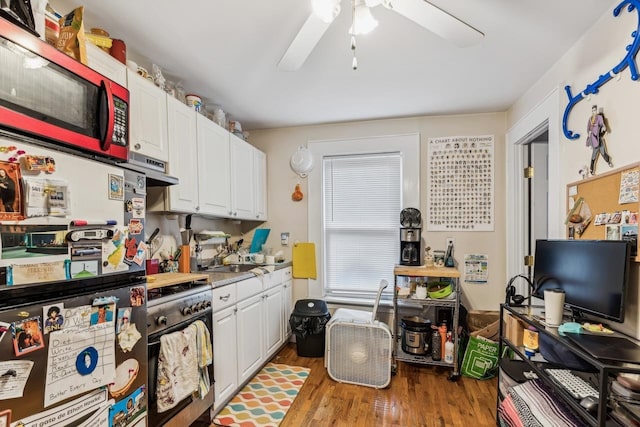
[326,280,393,388]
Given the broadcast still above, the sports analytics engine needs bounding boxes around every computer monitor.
[532,239,631,323]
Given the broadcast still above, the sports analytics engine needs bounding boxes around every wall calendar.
[427,135,494,232]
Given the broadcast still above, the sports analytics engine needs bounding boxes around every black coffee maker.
[400,208,422,266]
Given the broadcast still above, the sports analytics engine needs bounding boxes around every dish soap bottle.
[444,332,455,364]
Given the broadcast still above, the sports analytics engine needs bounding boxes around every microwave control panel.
[113,97,128,147]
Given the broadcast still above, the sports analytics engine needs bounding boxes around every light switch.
[281,232,289,246]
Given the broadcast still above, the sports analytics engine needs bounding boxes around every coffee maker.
[400,208,422,266]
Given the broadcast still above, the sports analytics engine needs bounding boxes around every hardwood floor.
[267,343,498,427]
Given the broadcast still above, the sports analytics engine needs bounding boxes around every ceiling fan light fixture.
[312,0,341,23]
[364,0,392,8]
[349,2,378,35]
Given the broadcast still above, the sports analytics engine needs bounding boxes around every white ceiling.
[53,0,616,130]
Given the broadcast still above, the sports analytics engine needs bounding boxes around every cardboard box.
[470,319,500,341]
[503,312,526,346]
[467,310,500,332]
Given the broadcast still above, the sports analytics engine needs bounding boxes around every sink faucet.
[212,244,230,266]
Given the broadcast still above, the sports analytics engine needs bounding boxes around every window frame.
[307,133,420,301]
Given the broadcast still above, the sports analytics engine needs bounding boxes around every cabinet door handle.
[219,294,231,301]
[134,143,141,150]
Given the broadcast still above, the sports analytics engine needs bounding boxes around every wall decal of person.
[586,105,613,175]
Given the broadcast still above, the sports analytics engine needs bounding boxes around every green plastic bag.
[461,335,499,379]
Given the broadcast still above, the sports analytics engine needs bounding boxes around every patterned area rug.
[213,363,310,427]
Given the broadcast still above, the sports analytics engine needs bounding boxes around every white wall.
[250,113,507,310]
[508,2,640,337]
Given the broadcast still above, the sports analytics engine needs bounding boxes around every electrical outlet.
[446,237,455,247]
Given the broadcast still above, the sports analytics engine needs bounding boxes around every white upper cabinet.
[127,69,169,162]
[166,95,198,212]
[197,115,231,216]
[253,148,267,221]
[230,133,255,220]
[85,42,127,88]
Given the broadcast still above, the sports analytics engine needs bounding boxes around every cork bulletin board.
[566,162,640,261]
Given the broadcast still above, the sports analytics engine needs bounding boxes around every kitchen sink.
[205,264,257,273]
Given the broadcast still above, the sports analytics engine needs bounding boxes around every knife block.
[178,245,191,273]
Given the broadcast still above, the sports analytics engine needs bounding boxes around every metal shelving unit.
[393,265,461,380]
[499,304,640,426]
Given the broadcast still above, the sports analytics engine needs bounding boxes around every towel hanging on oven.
[156,326,199,413]
[188,319,212,399]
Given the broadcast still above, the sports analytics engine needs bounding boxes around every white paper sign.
[0,360,33,400]
[62,305,92,331]
[77,400,112,427]
[10,388,107,427]
[44,324,115,407]
[427,135,495,231]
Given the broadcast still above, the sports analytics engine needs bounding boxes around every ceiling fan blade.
[278,13,333,71]
[392,0,483,47]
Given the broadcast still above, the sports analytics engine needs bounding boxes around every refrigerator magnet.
[0,321,9,342]
[11,317,44,356]
[130,287,145,307]
[76,346,99,375]
[43,304,64,334]
[108,174,124,201]
[0,409,11,427]
[89,303,115,326]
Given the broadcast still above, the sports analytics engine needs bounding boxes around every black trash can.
[289,299,331,357]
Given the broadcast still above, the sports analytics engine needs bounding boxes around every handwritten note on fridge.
[44,323,115,407]
[0,360,33,399]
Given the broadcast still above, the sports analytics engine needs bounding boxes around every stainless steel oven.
[147,282,213,426]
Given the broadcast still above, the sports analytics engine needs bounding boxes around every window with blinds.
[323,153,401,298]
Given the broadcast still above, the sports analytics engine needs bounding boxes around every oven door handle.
[147,312,212,347]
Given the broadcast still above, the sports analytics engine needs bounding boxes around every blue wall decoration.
[563,0,640,140]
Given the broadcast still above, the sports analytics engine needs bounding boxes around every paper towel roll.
[544,289,565,326]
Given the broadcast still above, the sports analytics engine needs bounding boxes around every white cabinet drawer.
[281,267,292,282]
[212,283,236,311]
[236,277,263,300]
[263,269,283,290]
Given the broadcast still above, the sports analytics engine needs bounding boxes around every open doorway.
[527,131,549,256]
[506,88,562,301]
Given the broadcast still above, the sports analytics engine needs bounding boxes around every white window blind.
[323,153,401,297]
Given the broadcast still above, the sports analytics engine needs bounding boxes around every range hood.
[119,152,179,187]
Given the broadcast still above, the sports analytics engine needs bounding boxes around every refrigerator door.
[0,277,147,426]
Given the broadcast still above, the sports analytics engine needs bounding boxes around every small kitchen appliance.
[400,316,432,355]
[400,208,422,266]
[0,18,129,160]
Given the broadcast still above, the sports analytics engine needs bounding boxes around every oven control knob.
[205,300,212,308]
[182,306,192,315]
[197,302,205,311]
[156,316,167,326]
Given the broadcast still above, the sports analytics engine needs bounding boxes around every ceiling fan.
[278,0,484,71]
